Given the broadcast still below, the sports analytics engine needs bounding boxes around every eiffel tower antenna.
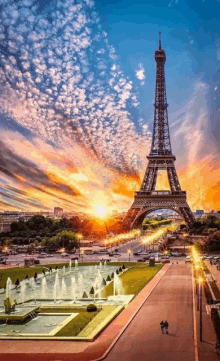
[124,36,195,228]
[159,32,161,49]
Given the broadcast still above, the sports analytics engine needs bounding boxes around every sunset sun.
[95,206,106,217]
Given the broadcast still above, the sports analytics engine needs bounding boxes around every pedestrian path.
[104,262,195,361]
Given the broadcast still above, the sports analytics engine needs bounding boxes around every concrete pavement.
[104,261,195,361]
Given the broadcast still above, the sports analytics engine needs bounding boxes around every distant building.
[195,210,204,216]
[54,207,63,217]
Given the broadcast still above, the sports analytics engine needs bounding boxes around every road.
[1,237,147,266]
[104,261,194,361]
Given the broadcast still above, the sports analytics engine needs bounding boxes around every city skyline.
[0,0,220,216]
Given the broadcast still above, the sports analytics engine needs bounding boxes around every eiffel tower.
[125,33,195,228]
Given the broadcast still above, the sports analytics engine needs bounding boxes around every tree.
[57,230,79,250]
[204,231,220,251]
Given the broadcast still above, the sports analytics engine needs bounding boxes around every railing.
[135,191,186,196]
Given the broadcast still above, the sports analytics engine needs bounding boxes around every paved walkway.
[104,262,195,361]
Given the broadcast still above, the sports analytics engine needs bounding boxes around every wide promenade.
[104,261,194,361]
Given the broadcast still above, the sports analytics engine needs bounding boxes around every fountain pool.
[0,264,132,339]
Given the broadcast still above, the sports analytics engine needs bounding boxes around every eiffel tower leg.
[141,166,158,191]
[123,206,141,230]
[167,165,181,192]
[177,204,195,227]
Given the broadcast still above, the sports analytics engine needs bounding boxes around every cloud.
[0,1,219,215]
[0,0,150,179]
[135,63,145,86]
[0,128,143,214]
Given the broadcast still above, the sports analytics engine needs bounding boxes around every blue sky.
[0,0,219,213]
[96,0,220,131]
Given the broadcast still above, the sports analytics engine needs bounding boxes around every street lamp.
[81,250,84,263]
[199,277,203,342]
[183,233,187,253]
[76,233,83,257]
[127,249,131,262]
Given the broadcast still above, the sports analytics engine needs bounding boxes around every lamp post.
[81,250,84,263]
[128,249,131,262]
[199,277,203,342]
[183,233,187,253]
[77,233,83,258]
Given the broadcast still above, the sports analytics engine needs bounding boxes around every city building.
[54,207,64,217]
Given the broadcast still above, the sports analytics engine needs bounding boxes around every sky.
[0,0,220,216]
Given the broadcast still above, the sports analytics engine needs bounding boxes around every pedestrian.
[164,320,169,334]
[160,320,165,334]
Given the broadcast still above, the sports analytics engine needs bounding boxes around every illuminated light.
[76,233,83,240]
[60,248,65,253]
[95,206,106,217]
[199,277,203,283]
[127,249,131,254]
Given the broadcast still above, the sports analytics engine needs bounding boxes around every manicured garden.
[0,262,160,289]
[0,262,164,339]
[100,264,163,297]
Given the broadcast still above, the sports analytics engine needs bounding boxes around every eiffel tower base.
[124,191,195,229]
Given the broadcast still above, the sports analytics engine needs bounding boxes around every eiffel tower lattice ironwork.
[125,33,195,228]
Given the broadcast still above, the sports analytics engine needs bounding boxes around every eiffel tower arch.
[124,33,195,229]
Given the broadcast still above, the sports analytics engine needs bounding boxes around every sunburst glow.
[95,206,106,217]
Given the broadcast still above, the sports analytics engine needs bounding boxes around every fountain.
[20,280,26,303]
[75,259,78,269]
[71,276,76,302]
[6,277,12,298]
[69,259,72,271]
[0,264,133,340]
[53,273,59,302]
[78,273,83,285]
[114,273,123,296]
[62,266,66,275]
[42,277,47,298]
[30,277,37,300]
[61,278,67,298]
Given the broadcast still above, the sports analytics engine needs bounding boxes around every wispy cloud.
[0,0,149,176]
[135,63,145,86]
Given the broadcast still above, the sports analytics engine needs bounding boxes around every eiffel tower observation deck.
[125,33,195,228]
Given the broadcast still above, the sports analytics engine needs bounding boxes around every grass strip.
[78,305,117,337]
[100,264,163,297]
[55,310,99,336]
[0,262,151,289]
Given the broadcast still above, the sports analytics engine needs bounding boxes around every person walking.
[164,320,169,334]
[160,321,165,334]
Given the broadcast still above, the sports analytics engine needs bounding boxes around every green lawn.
[100,264,163,297]
[54,305,118,337]
[0,262,154,289]
[55,310,99,336]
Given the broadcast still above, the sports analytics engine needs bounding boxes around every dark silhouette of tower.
[125,33,195,228]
